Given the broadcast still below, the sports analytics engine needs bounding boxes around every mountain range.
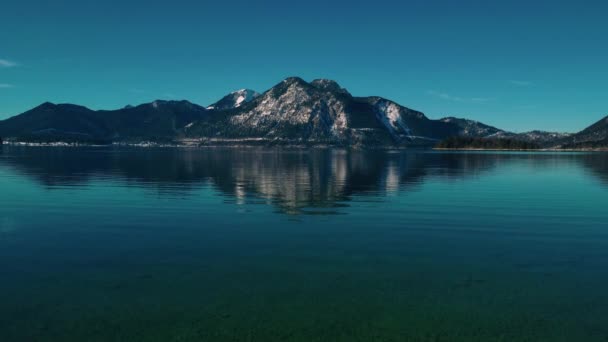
[0,77,606,148]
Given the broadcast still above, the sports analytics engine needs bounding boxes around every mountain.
[0,102,111,142]
[486,130,572,146]
[186,77,478,147]
[512,131,572,144]
[439,117,505,137]
[560,115,608,148]
[0,100,208,142]
[438,118,571,146]
[207,89,260,110]
[101,100,208,140]
[0,77,603,148]
[575,115,608,141]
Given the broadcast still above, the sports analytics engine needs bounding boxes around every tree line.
[436,137,540,150]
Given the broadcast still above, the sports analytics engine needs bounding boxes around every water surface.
[1,146,607,341]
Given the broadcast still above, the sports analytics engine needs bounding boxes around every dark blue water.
[1,146,607,341]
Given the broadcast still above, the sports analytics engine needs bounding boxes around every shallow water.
[1,146,607,341]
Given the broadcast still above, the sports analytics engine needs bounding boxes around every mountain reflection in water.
[2,146,608,341]
[1,146,607,215]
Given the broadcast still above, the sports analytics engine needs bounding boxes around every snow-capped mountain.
[207,89,260,111]
[187,77,477,146]
[0,76,604,148]
[223,78,352,141]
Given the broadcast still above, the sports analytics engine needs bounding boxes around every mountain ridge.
[0,77,602,148]
[560,115,608,148]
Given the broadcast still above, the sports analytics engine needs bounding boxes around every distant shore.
[434,147,608,152]
[2,140,608,152]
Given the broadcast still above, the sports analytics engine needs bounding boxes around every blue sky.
[1,0,606,132]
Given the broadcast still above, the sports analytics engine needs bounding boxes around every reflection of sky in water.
[0,217,17,234]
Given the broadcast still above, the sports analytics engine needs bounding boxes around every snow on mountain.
[4,76,597,148]
[439,117,504,137]
[371,99,413,140]
[228,77,349,139]
[208,89,260,110]
[187,77,448,146]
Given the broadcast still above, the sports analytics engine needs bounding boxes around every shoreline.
[2,141,608,152]
[433,147,608,152]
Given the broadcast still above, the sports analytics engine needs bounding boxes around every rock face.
[189,77,368,145]
[187,77,469,146]
[223,78,353,142]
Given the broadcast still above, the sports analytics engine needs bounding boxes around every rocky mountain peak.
[310,79,350,95]
[282,77,307,86]
[3,76,606,149]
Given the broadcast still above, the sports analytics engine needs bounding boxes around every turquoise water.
[1,146,607,341]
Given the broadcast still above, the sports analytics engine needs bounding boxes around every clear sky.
[0,0,606,132]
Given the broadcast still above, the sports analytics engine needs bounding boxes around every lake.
[1,146,607,341]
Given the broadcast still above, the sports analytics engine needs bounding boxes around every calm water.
[1,146,608,341]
